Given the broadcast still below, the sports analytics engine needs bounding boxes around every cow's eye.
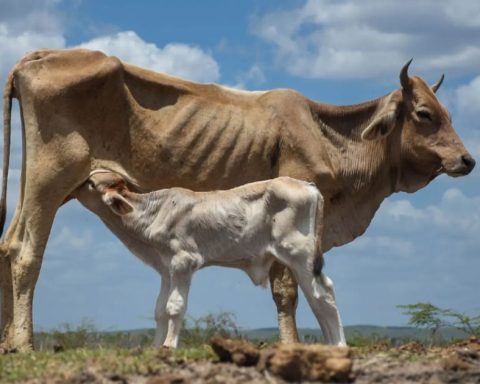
[416,110,433,122]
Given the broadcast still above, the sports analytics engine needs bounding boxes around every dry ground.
[1,337,480,383]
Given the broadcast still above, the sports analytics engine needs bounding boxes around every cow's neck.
[309,96,398,250]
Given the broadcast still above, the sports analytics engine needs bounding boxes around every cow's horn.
[431,74,444,93]
[400,58,413,90]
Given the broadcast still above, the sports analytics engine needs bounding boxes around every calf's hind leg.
[295,266,346,346]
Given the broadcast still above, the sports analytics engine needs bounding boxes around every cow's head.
[87,171,134,215]
[361,60,475,192]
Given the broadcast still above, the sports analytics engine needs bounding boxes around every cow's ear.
[361,100,399,141]
[102,191,134,215]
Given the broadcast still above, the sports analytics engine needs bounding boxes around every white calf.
[73,171,345,348]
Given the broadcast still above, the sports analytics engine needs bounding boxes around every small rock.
[146,373,185,384]
[442,353,473,371]
[68,370,101,384]
[397,341,426,354]
[258,343,353,382]
[107,373,128,383]
[129,346,143,356]
[210,336,260,367]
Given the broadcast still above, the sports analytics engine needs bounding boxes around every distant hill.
[242,325,469,344]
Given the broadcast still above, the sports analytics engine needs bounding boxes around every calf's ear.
[102,191,134,215]
[361,99,399,141]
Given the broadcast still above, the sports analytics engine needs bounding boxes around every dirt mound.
[210,336,259,367]
[258,343,353,382]
[210,337,353,382]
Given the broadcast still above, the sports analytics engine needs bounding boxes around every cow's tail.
[0,68,15,237]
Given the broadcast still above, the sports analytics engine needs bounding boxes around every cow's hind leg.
[0,253,13,350]
[5,163,82,351]
[269,261,300,343]
[7,197,61,351]
[1,197,25,350]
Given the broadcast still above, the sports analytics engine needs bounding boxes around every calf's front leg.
[153,275,170,347]
[163,270,192,348]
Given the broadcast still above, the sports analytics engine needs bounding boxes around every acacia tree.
[443,310,480,337]
[397,303,449,344]
[398,302,480,344]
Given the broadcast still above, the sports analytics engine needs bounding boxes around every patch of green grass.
[0,346,215,383]
[347,330,393,349]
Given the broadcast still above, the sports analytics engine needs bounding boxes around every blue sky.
[1,0,479,332]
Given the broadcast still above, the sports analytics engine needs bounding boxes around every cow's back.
[13,49,285,194]
[13,49,130,173]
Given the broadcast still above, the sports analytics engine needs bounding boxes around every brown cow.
[0,49,475,351]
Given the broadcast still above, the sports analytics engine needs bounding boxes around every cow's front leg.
[163,270,192,348]
[269,261,300,343]
[153,275,170,347]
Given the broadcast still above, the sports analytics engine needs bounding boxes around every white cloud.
[0,3,221,85]
[0,0,65,80]
[253,0,480,79]
[78,31,220,83]
[241,65,266,84]
[378,188,480,236]
[50,227,94,251]
[451,76,480,158]
[348,235,414,258]
[455,76,480,117]
[232,64,266,89]
[444,0,480,28]
[0,0,63,35]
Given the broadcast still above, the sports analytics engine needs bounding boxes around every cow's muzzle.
[445,154,476,176]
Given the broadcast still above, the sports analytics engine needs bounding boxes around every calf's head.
[361,60,475,192]
[87,171,134,215]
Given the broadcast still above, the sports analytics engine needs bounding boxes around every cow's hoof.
[8,343,34,353]
[0,346,17,354]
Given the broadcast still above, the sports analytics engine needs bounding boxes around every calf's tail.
[309,184,324,278]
